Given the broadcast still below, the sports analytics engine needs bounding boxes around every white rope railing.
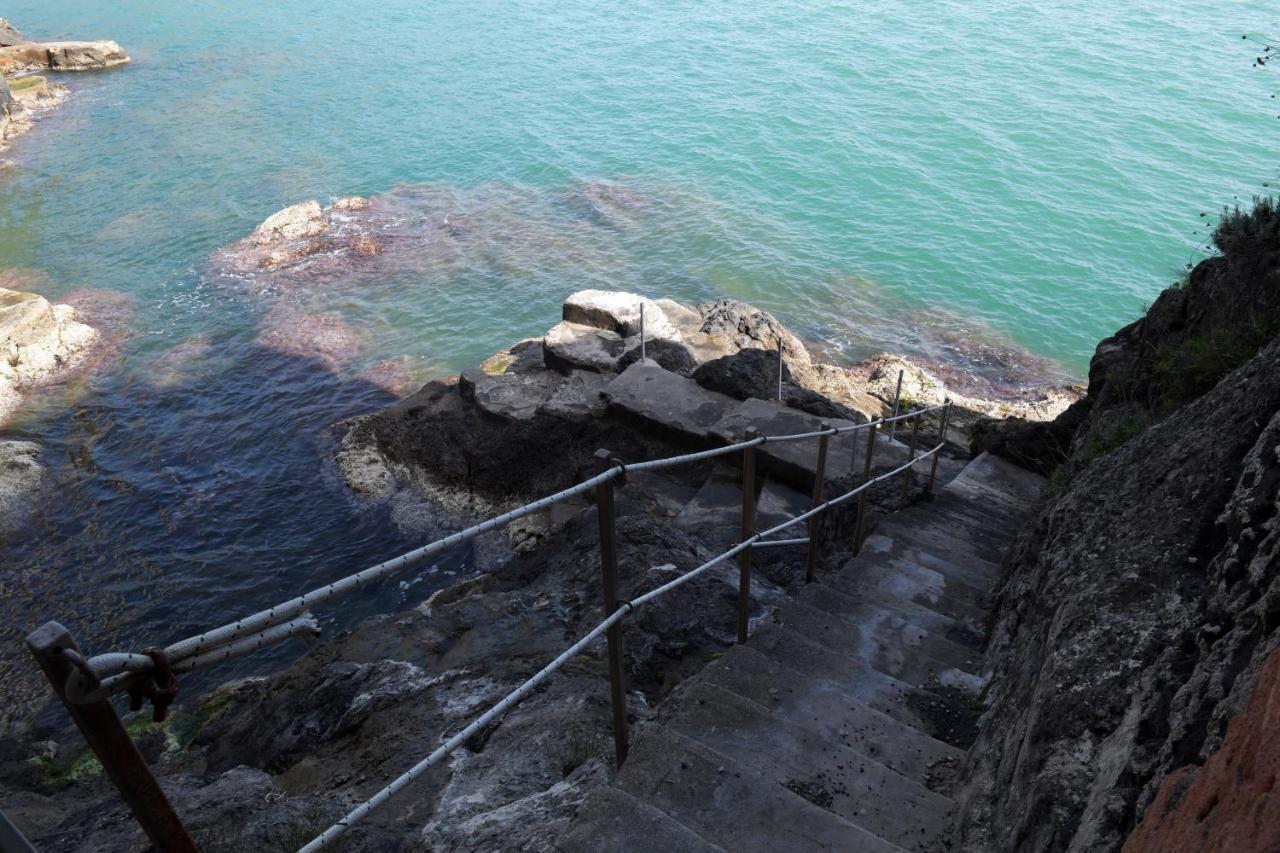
[297,435,947,851]
[65,402,948,703]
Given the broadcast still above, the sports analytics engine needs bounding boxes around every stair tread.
[662,681,956,851]
[823,550,989,629]
[618,725,910,853]
[555,785,728,853]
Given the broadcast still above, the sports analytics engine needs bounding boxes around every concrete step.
[773,598,983,690]
[556,785,727,853]
[796,581,986,659]
[674,466,811,551]
[823,548,990,630]
[693,642,961,785]
[616,724,909,853]
[945,451,1045,509]
[872,520,1011,570]
[621,470,702,520]
[855,532,1003,592]
[662,681,957,852]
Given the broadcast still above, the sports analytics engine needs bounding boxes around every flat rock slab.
[602,362,739,444]
[544,320,625,373]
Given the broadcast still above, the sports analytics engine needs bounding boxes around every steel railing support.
[854,418,880,554]
[738,431,759,642]
[804,425,831,583]
[901,415,921,503]
[25,622,198,853]
[593,449,629,767]
[927,400,952,495]
[888,369,904,440]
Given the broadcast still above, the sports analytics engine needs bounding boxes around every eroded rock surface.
[0,40,129,74]
[0,287,99,423]
[0,439,43,538]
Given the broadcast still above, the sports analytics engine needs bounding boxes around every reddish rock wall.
[1123,646,1280,853]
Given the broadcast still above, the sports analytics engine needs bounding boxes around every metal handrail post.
[639,302,646,362]
[25,623,198,853]
[804,426,830,583]
[738,431,759,642]
[901,415,921,503]
[854,419,880,554]
[927,400,952,494]
[888,369,904,440]
[593,449,629,767]
[776,339,784,401]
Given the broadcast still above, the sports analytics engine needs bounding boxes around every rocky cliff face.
[958,203,1280,850]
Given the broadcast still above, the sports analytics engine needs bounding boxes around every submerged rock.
[0,439,43,538]
[255,303,362,369]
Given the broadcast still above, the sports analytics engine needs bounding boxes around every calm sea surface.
[0,0,1273,727]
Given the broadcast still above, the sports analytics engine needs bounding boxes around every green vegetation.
[1212,196,1280,259]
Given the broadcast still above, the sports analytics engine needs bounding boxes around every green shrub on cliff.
[1212,195,1280,259]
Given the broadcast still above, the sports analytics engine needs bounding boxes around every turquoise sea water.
[0,1,1274,724]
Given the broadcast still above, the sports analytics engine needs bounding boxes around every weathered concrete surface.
[1123,645,1280,853]
[558,452,1043,851]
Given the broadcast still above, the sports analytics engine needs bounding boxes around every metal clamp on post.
[126,649,179,723]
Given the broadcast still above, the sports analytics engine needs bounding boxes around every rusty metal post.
[901,415,921,503]
[854,419,879,554]
[804,426,830,583]
[927,401,952,495]
[25,622,199,853]
[593,450,629,767]
[888,369,904,440]
[738,431,759,643]
[776,340,784,401]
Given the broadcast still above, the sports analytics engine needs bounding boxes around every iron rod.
[901,415,921,503]
[854,419,879,554]
[889,369,904,440]
[927,400,952,494]
[738,431,758,643]
[804,426,830,583]
[594,449,629,767]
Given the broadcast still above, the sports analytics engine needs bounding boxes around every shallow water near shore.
[0,0,1274,728]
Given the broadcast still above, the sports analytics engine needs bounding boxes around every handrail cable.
[65,403,947,703]
[297,436,946,852]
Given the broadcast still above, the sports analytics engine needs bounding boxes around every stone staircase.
[555,452,1044,853]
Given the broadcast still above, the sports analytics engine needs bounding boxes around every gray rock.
[543,320,625,373]
[0,19,28,47]
[459,366,561,421]
[697,298,811,368]
[618,335,698,375]
[601,362,739,444]
[0,440,43,538]
[0,40,130,73]
[562,289,681,340]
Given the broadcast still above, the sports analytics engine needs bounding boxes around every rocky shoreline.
[0,18,128,162]
[0,268,1077,850]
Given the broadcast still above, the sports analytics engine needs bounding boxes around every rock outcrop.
[0,287,99,424]
[1122,645,1280,853]
[0,40,129,74]
[954,201,1280,852]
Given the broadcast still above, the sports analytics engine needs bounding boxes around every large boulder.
[696,298,812,369]
[251,200,328,245]
[543,321,624,373]
[562,289,682,341]
[0,288,97,389]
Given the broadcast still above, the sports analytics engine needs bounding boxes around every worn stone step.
[746,625,982,749]
[892,500,1025,548]
[944,451,1045,509]
[662,681,956,852]
[797,581,986,660]
[674,467,811,550]
[621,470,702,520]
[616,725,909,853]
[823,548,990,630]
[856,533,1002,592]
[555,785,727,853]
[773,598,983,690]
[693,643,961,786]
[871,520,1009,570]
